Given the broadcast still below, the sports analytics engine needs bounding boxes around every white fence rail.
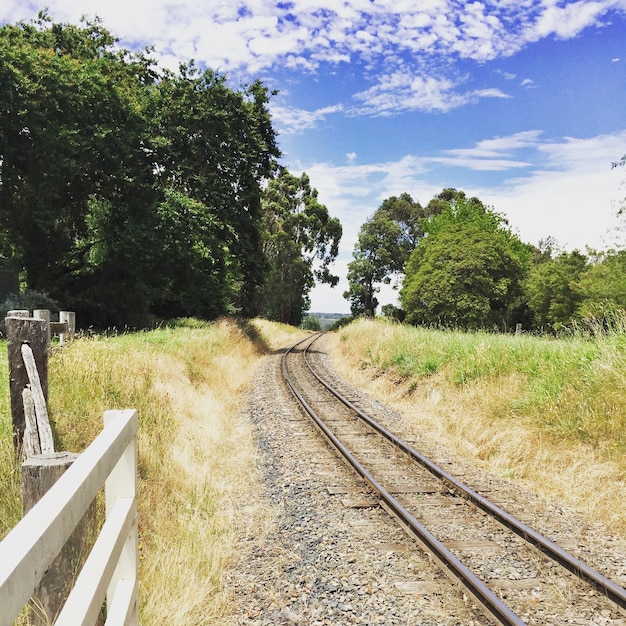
[0,409,138,626]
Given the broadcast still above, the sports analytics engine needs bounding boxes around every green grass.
[338,318,626,460]
[0,343,22,538]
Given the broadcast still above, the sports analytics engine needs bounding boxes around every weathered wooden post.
[33,310,51,346]
[515,323,523,335]
[5,317,48,454]
[6,315,97,625]
[22,452,99,626]
[58,311,76,344]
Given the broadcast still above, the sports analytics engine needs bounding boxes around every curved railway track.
[282,332,626,625]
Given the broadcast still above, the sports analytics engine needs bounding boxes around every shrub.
[0,290,60,337]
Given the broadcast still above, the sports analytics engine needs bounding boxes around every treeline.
[345,189,626,332]
[0,13,341,328]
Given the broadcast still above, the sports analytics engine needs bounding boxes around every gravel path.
[224,337,626,626]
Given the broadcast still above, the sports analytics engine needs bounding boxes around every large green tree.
[259,168,342,325]
[148,64,280,317]
[401,197,531,330]
[0,13,156,318]
[0,14,281,326]
[344,210,403,317]
[576,249,626,321]
[524,249,589,330]
[344,193,425,317]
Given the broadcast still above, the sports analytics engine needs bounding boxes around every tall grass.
[0,318,305,624]
[327,318,626,533]
[0,348,22,539]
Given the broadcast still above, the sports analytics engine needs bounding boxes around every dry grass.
[325,318,626,536]
[0,318,307,624]
[250,318,310,351]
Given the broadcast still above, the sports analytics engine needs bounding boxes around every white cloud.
[431,157,532,171]
[497,69,518,80]
[471,131,626,250]
[4,1,621,76]
[444,130,543,158]
[351,71,511,115]
[351,73,457,114]
[270,103,344,133]
[4,1,623,123]
[529,0,613,40]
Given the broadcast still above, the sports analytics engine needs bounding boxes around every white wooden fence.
[0,409,138,626]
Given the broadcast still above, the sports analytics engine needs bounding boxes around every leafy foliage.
[524,250,589,330]
[148,65,280,316]
[344,193,426,317]
[578,250,626,310]
[0,13,156,312]
[301,315,322,331]
[258,168,342,325]
[400,197,531,330]
[0,14,289,327]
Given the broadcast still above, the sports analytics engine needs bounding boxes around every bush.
[301,315,321,331]
[0,290,60,337]
[329,315,354,331]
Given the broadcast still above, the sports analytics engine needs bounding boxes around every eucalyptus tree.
[344,193,426,317]
[259,168,342,325]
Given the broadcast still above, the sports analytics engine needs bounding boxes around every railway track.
[282,332,626,625]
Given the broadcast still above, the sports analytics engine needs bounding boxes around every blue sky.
[2,1,626,313]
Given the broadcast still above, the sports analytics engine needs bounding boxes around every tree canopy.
[258,168,342,326]
[0,13,346,327]
[400,197,531,330]
[0,14,157,308]
[345,184,626,333]
[344,193,425,317]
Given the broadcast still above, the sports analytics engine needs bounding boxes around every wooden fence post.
[22,452,98,626]
[5,317,48,454]
[59,311,76,344]
[33,310,51,346]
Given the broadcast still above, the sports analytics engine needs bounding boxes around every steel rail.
[282,336,527,626]
[301,334,626,611]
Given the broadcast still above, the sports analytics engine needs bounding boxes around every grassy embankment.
[325,318,626,535]
[0,318,305,625]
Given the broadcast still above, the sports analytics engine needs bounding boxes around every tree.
[148,63,280,317]
[0,14,282,326]
[576,249,626,317]
[344,193,425,317]
[149,191,232,319]
[0,13,157,320]
[344,210,402,317]
[524,250,589,330]
[259,168,342,325]
[400,198,531,330]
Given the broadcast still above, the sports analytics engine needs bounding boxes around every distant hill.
[308,312,351,330]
